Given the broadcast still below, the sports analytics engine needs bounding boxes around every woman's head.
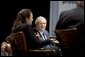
[12,9,33,30]
[16,9,33,25]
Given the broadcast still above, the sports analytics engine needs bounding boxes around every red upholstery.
[55,28,78,49]
[6,31,27,50]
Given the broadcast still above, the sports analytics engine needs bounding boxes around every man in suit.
[55,1,84,56]
[33,16,53,48]
[33,16,62,56]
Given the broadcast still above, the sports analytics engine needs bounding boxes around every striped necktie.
[42,33,47,40]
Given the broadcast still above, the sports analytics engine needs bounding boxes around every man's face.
[37,19,47,31]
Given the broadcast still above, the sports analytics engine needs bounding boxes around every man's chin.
[40,29,45,31]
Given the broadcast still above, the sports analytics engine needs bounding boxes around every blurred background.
[0,0,76,43]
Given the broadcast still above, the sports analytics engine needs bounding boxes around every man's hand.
[50,38,59,44]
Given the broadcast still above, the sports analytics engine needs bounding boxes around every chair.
[55,28,78,49]
[1,31,27,56]
[6,31,27,50]
[3,31,60,56]
[1,32,26,56]
[28,49,57,56]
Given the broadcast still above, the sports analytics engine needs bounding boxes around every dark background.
[0,0,50,43]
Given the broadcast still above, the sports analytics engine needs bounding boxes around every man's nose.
[42,24,45,27]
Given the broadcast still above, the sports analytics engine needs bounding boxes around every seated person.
[1,9,61,56]
[33,16,53,49]
[33,16,62,56]
[5,9,51,56]
[55,1,84,56]
[11,9,41,50]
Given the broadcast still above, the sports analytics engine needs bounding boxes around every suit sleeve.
[55,12,64,29]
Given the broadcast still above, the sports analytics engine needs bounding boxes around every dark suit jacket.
[33,28,52,48]
[55,6,84,56]
[12,23,51,49]
[56,6,84,29]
